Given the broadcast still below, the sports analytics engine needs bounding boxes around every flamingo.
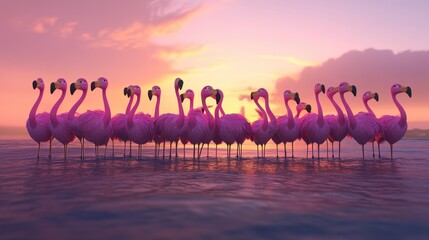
[148,85,162,158]
[300,83,330,159]
[378,84,412,159]
[250,88,277,158]
[126,85,154,159]
[325,86,349,158]
[198,86,218,158]
[110,86,134,157]
[215,89,251,159]
[338,82,381,159]
[181,89,202,159]
[276,90,301,158]
[295,102,313,158]
[361,91,381,157]
[50,78,76,159]
[26,78,53,158]
[79,77,111,158]
[154,78,186,158]
[68,78,88,159]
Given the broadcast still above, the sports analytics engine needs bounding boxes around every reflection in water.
[0,138,429,239]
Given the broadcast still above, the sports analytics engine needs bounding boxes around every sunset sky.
[1,0,428,129]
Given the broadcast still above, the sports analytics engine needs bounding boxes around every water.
[1,137,429,239]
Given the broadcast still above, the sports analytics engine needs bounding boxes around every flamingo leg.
[331,142,334,158]
[275,144,278,158]
[104,144,107,158]
[37,143,41,159]
[49,139,52,159]
[193,145,196,159]
[112,139,115,157]
[390,144,393,159]
[326,141,329,159]
[338,141,341,159]
[175,141,178,158]
[362,145,365,160]
[292,142,294,158]
[378,142,381,158]
[207,143,210,158]
[317,144,320,159]
[306,145,308,159]
[82,139,85,160]
[284,143,287,159]
[257,145,259,158]
[372,142,375,158]
[124,141,127,158]
[311,143,314,159]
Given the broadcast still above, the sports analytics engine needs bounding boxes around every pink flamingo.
[126,85,154,159]
[68,78,88,159]
[362,91,381,157]
[148,85,162,158]
[250,88,277,158]
[296,103,313,158]
[300,83,330,159]
[154,78,186,158]
[338,82,381,159]
[181,89,200,158]
[276,90,301,158]
[325,86,349,158]
[110,85,134,157]
[50,78,76,159]
[198,86,218,158]
[215,89,251,159]
[378,84,412,159]
[26,78,53,158]
[79,77,111,158]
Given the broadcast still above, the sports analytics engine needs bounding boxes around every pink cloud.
[273,49,428,118]
[32,16,58,33]
[59,21,78,37]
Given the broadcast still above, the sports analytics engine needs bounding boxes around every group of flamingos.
[27,77,411,160]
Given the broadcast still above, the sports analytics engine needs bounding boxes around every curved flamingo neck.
[285,99,294,127]
[68,89,87,121]
[215,94,223,126]
[294,110,302,118]
[340,92,356,129]
[125,94,134,115]
[176,86,185,127]
[202,97,214,128]
[29,88,43,127]
[264,96,276,125]
[330,95,345,124]
[50,89,66,127]
[315,92,324,126]
[154,95,160,118]
[189,98,194,111]
[102,88,111,127]
[254,99,268,129]
[127,93,140,127]
[393,93,407,127]
[364,99,375,115]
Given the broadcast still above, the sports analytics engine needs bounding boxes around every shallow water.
[1,137,429,239]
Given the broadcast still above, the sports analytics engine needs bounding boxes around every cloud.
[32,16,58,33]
[273,48,428,117]
[59,21,78,37]
[262,55,316,66]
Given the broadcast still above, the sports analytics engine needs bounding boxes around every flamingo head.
[215,89,223,104]
[201,85,217,100]
[326,86,339,98]
[50,78,67,94]
[91,77,108,91]
[148,85,161,100]
[124,85,134,97]
[70,78,88,95]
[175,78,184,90]
[180,89,195,103]
[338,82,357,96]
[32,78,44,90]
[284,90,300,104]
[391,84,412,97]
[363,91,379,102]
[315,83,325,95]
[296,102,312,114]
[129,85,141,97]
[251,88,269,102]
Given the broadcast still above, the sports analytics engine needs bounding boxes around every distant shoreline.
[2,126,429,139]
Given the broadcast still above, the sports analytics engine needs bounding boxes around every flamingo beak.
[50,82,59,94]
[123,87,128,96]
[180,93,187,103]
[70,83,77,95]
[178,78,184,90]
[351,85,357,96]
[32,80,37,89]
[406,86,412,97]
[91,81,96,91]
[374,92,379,102]
[250,91,258,100]
[321,84,326,94]
[127,88,132,98]
[148,90,153,100]
[305,104,312,113]
[215,91,221,104]
[294,92,300,104]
